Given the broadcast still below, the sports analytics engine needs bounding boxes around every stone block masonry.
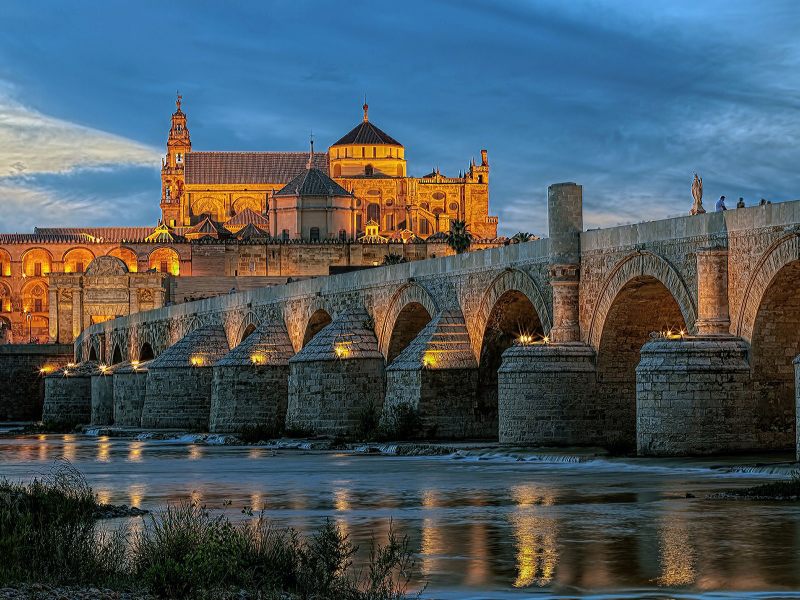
[0,344,72,421]
[42,361,100,424]
[113,361,150,427]
[637,336,755,456]
[90,371,114,426]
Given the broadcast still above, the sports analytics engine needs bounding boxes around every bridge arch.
[378,283,439,361]
[302,300,333,348]
[738,233,800,447]
[475,269,552,357]
[587,251,696,351]
[111,343,123,365]
[234,311,261,346]
[62,247,96,272]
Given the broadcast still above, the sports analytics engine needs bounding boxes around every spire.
[363,95,369,122]
[307,131,314,169]
[176,90,182,112]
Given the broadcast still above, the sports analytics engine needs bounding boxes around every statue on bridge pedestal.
[690,173,706,215]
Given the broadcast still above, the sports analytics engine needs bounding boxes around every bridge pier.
[499,342,598,444]
[384,313,487,439]
[43,361,100,425]
[795,355,800,460]
[210,320,294,433]
[287,307,385,437]
[140,325,230,429]
[113,361,150,427]
[90,367,114,426]
[637,336,754,455]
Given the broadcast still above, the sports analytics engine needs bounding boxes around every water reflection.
[3,435,800,598]
[509,484,558,588]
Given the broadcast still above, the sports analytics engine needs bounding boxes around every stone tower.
[160,93,191,227]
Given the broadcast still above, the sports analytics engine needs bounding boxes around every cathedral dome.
[330,103,402,147]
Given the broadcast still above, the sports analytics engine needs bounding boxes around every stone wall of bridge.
[68,191,800,456]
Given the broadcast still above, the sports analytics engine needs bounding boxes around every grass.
[723,469,800,499]
[355,400,423,443]
[0,459,421,599]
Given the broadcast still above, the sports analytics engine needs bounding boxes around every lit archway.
[149,247,181,275]
[596,275,686,446]
[0,280,11,313]
[478,289,544,423]
[749,259,800,447]
[107,247,138,272]
[303,309,332,347]
[62,247,95,273]
[0,248,10,277]
[21,248,53,277]
[386,302,432,365]
[21,280,48,315]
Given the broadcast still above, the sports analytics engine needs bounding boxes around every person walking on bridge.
[736,197,745,208]
[716,196,727,211]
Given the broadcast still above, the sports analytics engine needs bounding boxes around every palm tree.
[446,220,472,254]
[381,253,407,265]
[511,231,534,244]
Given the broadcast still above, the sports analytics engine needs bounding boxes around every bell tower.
[160,93,191,227]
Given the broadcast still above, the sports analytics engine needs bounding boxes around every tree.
[511,231,535,244]
[382,253,407,266]
[446,220,472,254]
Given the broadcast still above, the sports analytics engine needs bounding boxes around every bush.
[1,460,422,599]
[353,399,381,442]
[725,469,800,498]
[379,401,422,441]
[238,421,282,444]
[22,419,82,434]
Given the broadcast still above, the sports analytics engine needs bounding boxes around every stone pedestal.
[498,342,598,445]
[139,325,229,430]
[637,336,754,456]
[695,248,731,335]
[384,312,486,439]
[210,320,294,433]
[113,361,150,427]
[42,361,100,424]
[287,306,384,437]
[90,371,114,425]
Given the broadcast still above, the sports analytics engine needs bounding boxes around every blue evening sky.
[0,1,798,236]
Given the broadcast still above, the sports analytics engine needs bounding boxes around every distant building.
[0,95,504,344]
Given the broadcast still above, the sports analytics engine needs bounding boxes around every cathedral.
[159,96,497,240]
[0,95,502,344]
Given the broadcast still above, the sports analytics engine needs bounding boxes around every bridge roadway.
[57,184,800,457]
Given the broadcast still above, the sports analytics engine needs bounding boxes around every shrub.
[238,421,282,444]
[380,401,422,441]
[725,469,800,498]
[353,398,381,441]
[22,419,82,434]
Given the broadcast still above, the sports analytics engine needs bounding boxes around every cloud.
[0,84,160,178]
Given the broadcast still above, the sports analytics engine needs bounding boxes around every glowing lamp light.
[251,353,264,365]
[131,360,140,367]
[190,356,203,366]
[67,363,75,368]
[422,352,436,367]
[334,345,349,359]
[543,335,550,344]
[99,364,108,373]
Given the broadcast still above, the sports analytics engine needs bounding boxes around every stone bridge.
[65,184,800,457]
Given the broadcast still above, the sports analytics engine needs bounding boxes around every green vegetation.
[0,459,420,599]
[445,220,471,254]
[20,419,82,434]
[237,421,283,444]
[510,231,535,244]
[723,469,800,499]
[381,253,407,266]
[354,399,423,442]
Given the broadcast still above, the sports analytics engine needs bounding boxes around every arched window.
[478,175,484,183]
[372,147,377,158]
[419,219,430,235]
[365,164,374,176]
[420,203,429,211]
[333,164,342,177]
[339,229,347,241]
[397,165,403,177]
[449,202,459,212]
[385,214,395,230]
[310,227,320,242]
[361,147,365,158]
[367,203,380,223]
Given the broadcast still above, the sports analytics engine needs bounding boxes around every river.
[1,433,800,599]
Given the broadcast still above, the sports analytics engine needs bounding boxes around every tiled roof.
[185,152,328,185]
[234,223,270,239]
[46,361,101,378]
[185,216,228,238]
[274,168,354,198]
[34,227,155,242]
[113,359,153,374]
[225,208,269,226]
[215,320,294,367]
[332,121,401,146]
[149,325,230,369]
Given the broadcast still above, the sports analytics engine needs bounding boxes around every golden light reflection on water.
[333,487,351,539]
[510,484,558,588]
[61,435,76,462]
[97,437,111,462]
[129,484,146,508]
[248,447,264,459]
[128,441,143,463]
[38,435,48,461]
[188,444,204,460]
[657,519,696,586]
[95,489,112,505]
[420,488,446,577]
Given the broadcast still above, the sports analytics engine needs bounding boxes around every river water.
[2,434,800,599]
